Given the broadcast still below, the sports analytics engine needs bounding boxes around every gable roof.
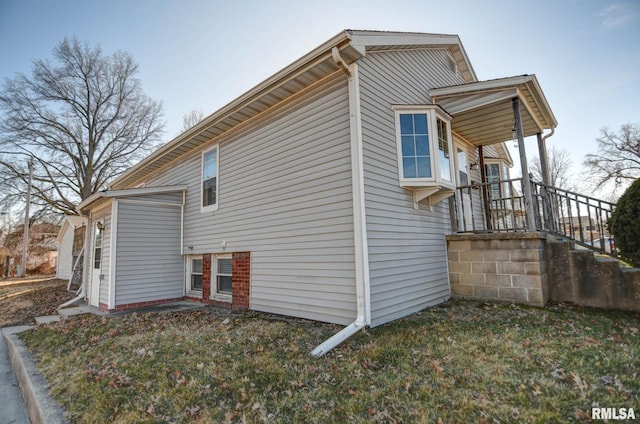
[109,30,476,190]
[55,215,87,245]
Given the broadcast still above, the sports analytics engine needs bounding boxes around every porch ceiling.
[430,75,557,146]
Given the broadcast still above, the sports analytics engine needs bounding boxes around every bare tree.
[0,37,165,215]
[584,123,640,191]
[530,145,575,190]
[180,108,205,133]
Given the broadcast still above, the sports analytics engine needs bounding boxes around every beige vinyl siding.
[114,199,183,306]
[358,48,467,327]
[147,74,357,325]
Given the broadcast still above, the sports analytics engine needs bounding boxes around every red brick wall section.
[232,252,250,309]
[202,254,211,301]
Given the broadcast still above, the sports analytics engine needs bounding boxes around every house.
[76,30,557,354]
[55,215,87,280]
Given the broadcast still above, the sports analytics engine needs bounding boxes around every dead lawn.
[0,277,75,327]
[19,301,640,423]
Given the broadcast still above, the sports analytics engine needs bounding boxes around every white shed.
[55,215,87,280]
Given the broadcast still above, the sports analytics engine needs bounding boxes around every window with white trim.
[211,255,232,301]
[187,256,203,295]
[485,161,511,201]
[201,145,219,212]
[394,106,455,205]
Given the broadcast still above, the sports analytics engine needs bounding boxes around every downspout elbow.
[311,318,366,358]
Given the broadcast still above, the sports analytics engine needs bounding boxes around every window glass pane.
[416,157,432,178]
[415,135,430,156]
[401,135,415,156]
[192,258,203,274]
[94,248,101,269]
[485,164,501,199]
[413,114,428,134]
[217,275,232,294]
[191,274,203,290]
[437,119,451,181]
[457,148,469,186]
[203,177,216,206]
[217,258,232,274]
[399,114,414,134]
[440,150,451,181]
[402,157,417,178]
[203,149,217,180]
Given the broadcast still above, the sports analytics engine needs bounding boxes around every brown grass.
[19,300,640,423]
[0,277,75,327]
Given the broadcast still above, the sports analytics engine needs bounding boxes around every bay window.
[394,105,455,206]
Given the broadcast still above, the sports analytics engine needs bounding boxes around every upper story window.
[394,106,455,206]
[202,145,219,212]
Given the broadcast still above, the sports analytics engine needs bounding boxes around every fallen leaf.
[185,405,200,416]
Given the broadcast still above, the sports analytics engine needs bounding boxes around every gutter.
[311,48,371,357]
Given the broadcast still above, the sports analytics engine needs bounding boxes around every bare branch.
[0,37,165,215]
[583,123,640,192]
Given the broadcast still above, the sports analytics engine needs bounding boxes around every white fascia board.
[526,76,558,128]
[430,75,534,98]
[103,184,188,199]
[349,31,477,82]
[349,31,461,49]
[55,220,71,245]
[109,31,356,190]
[76,191,105,212]
[77,185,188,212]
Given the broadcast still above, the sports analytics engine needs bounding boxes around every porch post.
[478,146,492,230]
[536,132,551,186]
[536,132,553,231]
[512,97,537,231]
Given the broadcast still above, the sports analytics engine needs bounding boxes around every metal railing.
[531,182,617,255]
[454,178,618,256]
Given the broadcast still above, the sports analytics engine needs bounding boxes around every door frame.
[89,220,104,307]
[454,140,474,232]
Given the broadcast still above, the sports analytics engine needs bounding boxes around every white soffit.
[430,75,557,146]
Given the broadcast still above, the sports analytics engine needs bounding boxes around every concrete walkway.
[1,326,33,424]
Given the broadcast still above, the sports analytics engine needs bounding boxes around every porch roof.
[77,184,188,213]
[430,75,557,146]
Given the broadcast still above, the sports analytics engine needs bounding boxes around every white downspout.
[180,190,185,255]
[312,48,371,357]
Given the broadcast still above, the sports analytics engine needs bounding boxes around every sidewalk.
[0,326,32,424]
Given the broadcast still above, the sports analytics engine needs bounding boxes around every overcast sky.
[1,0,638,191]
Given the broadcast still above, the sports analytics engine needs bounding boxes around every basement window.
[211,255,232,302]
[394,105,455,207]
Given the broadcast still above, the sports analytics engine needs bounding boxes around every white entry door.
[90,221,103,307]
[456,146,473,231]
